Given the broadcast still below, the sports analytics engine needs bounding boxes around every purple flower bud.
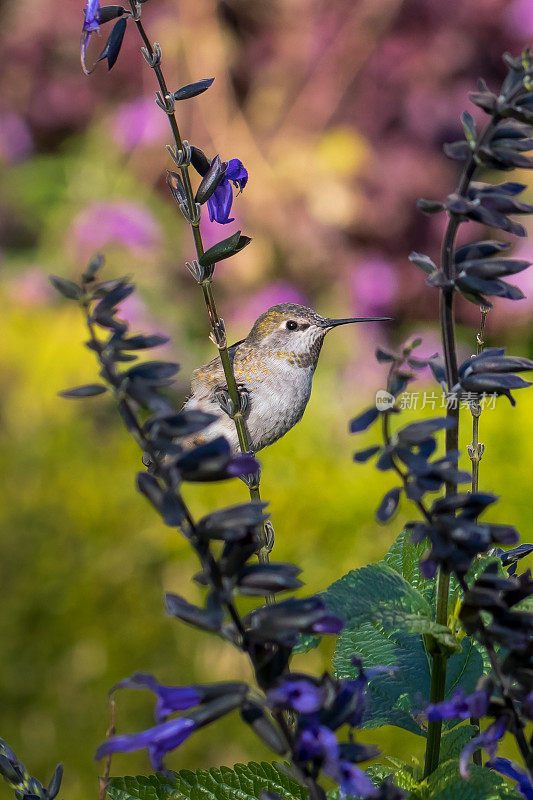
[325,760,378,799]
[311,613,344,634]
[490,758,533,800]
[268,678,325,714]
[426,688,489,722]
[95,717,197,772]
[83,0,101,32]
[226,453,260,477]
[81,0,100,74]
[112,673,203,722]
[459,718,506,779]
[295,725,339,763]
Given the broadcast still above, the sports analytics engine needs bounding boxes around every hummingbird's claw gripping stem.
[214,387,235,416]
[214,385,249,417]
[263,520,275,554]
[237,385,249,415]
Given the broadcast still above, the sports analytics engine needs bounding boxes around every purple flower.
[350,257,399,317]
[490,758,533,800]
[226,453,260,477]
[83,0,100,32]
[311,613,344,635]
[81,0,101,75]
[232,282,308,328]
[0,113,33,163]
[294,725,339,763]
[506,0,533,39]
[95,717,197,771]
[459,718,506,779]
[426,689,489,722]
[325,760,378,799]
[72,201,162,255]
[113,673,202,722]
[268,679,324,714]
[207,159,248,224]
[112,97,168,152]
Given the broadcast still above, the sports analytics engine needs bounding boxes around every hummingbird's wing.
[189,340,245,402]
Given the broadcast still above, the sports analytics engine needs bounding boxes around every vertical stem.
[423,116,499,779]
[467,307,487,765]
[424,119,498,777]
[469,308,488,495]
[424,570,450,777]
[130,7,272,566]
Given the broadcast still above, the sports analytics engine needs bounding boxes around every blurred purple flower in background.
[505,0,533,38]
[72,201,162,254]
[207,159,248,224]
[8,267,53,306]
[0,113,33,163]
[351,256,399,317]
[112,97,168,151]
[232,281,308,326]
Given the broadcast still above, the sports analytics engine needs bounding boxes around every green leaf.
[412,760,524,800]
[383,528,435,603]
[199,231,252,267]
[319,562,433,623]
[370,608,461,654]
[366,758,421,792]
[331,564,484,736]
[439,724,477,762]
[107,762,308,800]
[295,557,433,655]
[107,774,180,800]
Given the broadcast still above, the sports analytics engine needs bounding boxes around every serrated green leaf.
[330,562,483,736]
[108,773,180,800]
[108,762,308,800]
[439,724,477,762]
[370,608,461,654]
[320,562,432,623]
[413,760,524,800]
[367,758,421,791]
[383,529,435,603]
[199,231,251,267]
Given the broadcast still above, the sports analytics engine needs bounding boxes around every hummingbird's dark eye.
[286,320,298,331]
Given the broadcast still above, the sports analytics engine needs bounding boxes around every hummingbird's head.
[246,303,390,366]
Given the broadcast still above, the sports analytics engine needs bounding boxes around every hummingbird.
[182,303,390,454]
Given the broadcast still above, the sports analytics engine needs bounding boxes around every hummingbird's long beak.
[319,316,392,329]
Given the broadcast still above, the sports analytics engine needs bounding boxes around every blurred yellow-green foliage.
[2,0,533,798]
[2,298,533,798]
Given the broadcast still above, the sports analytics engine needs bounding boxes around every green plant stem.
[423,118,499,781]
[467,308,488,765]
[469,308,488,495]
[130,4,272,565]
[424,570,450,777]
